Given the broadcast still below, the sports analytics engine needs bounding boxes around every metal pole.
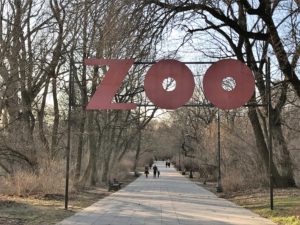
[65,55,73,210]
[216,109,222,192]
[178,147,181,171]
[266,57,274,210]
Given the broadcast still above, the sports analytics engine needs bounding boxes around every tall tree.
[140,0,298,186]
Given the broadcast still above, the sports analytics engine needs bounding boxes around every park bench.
[108,179,123,191]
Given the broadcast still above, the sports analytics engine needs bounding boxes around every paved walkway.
[57,161,275,225]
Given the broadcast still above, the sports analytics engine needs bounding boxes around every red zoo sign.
[84,58,255,110]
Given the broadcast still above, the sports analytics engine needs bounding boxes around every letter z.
[84,59,136,110]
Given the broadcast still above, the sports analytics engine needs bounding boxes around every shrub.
[222,169,268,192]
[109,158,133,181]
[0,160,74,196]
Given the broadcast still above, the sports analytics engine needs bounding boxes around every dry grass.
[110,158,133,181]
[0,161,73,197]
[0,187,109,225]
[0,172,137,225]
[221,170,268,192]
[0,158,139,225]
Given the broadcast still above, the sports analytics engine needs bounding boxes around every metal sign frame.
[64,58,274,210]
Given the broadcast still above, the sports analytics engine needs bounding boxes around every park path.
[57,161,275,225]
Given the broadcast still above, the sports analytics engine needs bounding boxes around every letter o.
[203,59,255,110]
[144,59,195,109]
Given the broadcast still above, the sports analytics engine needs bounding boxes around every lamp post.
[216,109,222,192]
[266,57,274,210]
[65,54,74,210]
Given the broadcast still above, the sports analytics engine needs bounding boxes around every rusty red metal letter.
[84,59,136,110]
[203,59,255,110]
[144,59,195,109]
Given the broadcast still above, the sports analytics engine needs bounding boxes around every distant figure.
[157,170,160,178]
[167,159,171,168]
[145,165,149,178]
[153,164,158,178]
[165,161,168,168]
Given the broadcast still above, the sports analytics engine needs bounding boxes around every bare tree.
[139,0,299,186]
[0,0,72,171]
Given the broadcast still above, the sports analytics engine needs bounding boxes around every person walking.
[153,164,158,178]
[157,170,160,178]
[145,165,149,178]
[167,159,171,168]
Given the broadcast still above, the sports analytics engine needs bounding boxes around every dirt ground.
[0,173,137,225]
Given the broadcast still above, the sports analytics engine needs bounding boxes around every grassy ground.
[226,188,300,225]
[0,173,137,225]
[192,176,300,225]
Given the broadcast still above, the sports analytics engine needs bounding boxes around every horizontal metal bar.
[134,61,216,65]
[136,103,267,108]
[244,103,267,107]
[136,103,214,107]
[72,103,266,108]
[75,60,262,65]
[134,60,262,65]
[72,61,215,65]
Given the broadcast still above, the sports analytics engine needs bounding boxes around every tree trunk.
[22,102,38,171]
[101,152,111,183]
[248,106,294,187]
[75,2,88,182]
[50,77,59,159]
[74,111,86,182]
[37,78,51,157]
[271,110,295,186]
[101,131,115,183]
[133,128,142,176]
[80,112,98,186]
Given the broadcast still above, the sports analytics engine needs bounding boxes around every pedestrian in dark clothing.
[158,170,160,178]
[145,165,149,178]
[167,159,171,168]
[153,164,158,178]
